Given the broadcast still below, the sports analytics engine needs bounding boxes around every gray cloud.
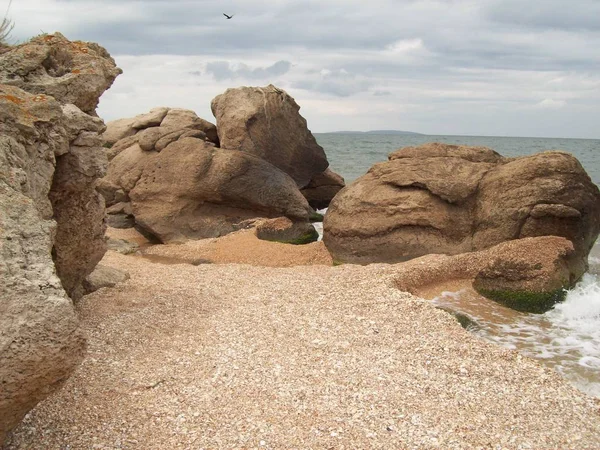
[11,0,599,138]
[293,69,372,97]
[485,0,600,31]
[204,60,291,81]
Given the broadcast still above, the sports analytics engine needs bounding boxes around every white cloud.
[535,99,567,109]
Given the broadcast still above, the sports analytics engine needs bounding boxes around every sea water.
[315,133,600,396]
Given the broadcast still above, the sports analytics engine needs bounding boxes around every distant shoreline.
[320,130,424,136]
[317,131,600,140]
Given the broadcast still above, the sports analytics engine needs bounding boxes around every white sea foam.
[432,274,600,397]
[313,208,327,241]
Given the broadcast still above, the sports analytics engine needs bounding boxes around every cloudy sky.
[7,0,600,138]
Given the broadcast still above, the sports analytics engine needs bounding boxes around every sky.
[6,0,600,138]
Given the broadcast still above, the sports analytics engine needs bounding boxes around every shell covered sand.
[5,249,600,449]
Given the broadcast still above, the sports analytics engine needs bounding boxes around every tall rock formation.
[0,33,120,442]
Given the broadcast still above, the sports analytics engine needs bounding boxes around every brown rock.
[389,142,504,163]
[472,237,582,313]
[473,151,600,263]
[160,108,219,145]
[102,137,312,243]
[324,143,600,267]
[300,168,345,209]
[102,117,137,146]
[102,108,219,159]
[211,84,328,188]
[131,107,169,129]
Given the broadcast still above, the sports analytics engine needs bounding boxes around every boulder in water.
[324,143,600,269]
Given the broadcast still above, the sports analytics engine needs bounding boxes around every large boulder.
[102,107,219,152]
[98,136,313,243]
[211,84,328,188]
[324,143,600,267]
[0,34,120,442]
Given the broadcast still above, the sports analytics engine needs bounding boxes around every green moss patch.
[275,228,319,245]
[309,212,324,223]
[436,307,480,331]
[474,287,567,314]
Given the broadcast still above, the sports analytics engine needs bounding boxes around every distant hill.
[326,130,424,136]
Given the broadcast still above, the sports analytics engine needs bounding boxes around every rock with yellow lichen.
[0,33,120,443]
[0,32,121,114]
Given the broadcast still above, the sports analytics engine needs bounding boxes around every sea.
[314,133,600,397]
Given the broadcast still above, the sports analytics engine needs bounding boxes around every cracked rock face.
[323,143,600,266]
[0,33,120,442]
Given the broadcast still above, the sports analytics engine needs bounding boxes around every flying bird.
[223,13,234,19]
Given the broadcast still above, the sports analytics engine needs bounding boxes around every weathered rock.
[131,107,169,130]
[0,34,120,443]
[391,235,584,314]
[472,237,583,313]
[83,264,130,294]
[389,142,504,163]
[160,108,219,146]
[473,151,600,263]
[103,107,219,153]
[300,168,345,209]
[49,104,108,300]
[0,86,85,443]
[324,143,600,267]
[101,137,313,243]
[0,33,121,114]
[211,84,328,188]
[255,217,319,245]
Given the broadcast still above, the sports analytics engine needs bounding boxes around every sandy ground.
[4,237,600,449]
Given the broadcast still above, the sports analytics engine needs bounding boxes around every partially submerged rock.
[324,143,600,268]
[211,84,328,188]
[393,236,584,313]
[472,237,583,313]
[0,33,120,442]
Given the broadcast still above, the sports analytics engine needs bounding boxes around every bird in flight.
[223,13,234,19]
